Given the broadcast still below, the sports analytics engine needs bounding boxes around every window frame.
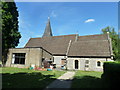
[12,53,26,65]
[85,60,89,64]
[97,61,101,67]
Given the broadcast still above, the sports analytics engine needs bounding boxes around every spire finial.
[48,16,50,20]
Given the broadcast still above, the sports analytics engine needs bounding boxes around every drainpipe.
[40,48,43,68]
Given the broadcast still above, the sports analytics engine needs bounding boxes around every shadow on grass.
[71,75,109,88]
[2,72,56,89]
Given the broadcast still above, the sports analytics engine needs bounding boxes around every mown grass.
[71,71,104,88]
[1,67,66,88]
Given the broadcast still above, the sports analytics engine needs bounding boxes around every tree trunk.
[2,49,8,67]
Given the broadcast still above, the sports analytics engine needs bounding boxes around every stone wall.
[6,48,53,68]
[42,49,53,60]
[67,57,112,71]
[53,56,66,68]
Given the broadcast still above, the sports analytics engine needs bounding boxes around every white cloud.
[84,19,95,23]
[50,10,57,18]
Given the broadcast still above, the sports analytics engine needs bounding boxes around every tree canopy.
[102,26,119,60]
[2,1,21,64]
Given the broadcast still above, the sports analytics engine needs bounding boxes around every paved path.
[45,71,75,89]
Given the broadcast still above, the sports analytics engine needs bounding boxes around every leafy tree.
[0,1,2,61]
[2,1,21,65]
[102,26,119,60]
[118,31,120,60]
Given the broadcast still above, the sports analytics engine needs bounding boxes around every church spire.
[42,17,53,37]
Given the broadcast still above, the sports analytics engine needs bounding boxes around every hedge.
[103,61,120,74]
[102,61,120,88]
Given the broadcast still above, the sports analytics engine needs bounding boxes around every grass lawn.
[1,67,66,88]
[71,70,104,88]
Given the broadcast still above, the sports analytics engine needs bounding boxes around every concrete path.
[45,71,75,89]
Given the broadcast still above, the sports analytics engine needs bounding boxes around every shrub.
[102,61,120,88]
[103,61,120,74]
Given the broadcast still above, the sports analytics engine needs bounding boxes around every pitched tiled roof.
[68,40,111,57]
[25,34,76,55]
[78,34,108,41]
[25,34,111,57]
[67,34,111,57]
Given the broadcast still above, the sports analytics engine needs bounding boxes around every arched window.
[97,61,101,67]
[75,60,79,69]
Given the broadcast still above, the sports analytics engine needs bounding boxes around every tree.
[118,31,120,60]
[0,1,2,62]
[102,26,119,60]
[2,1,21,65]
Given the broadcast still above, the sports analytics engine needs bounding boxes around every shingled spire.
[42,17,53,37]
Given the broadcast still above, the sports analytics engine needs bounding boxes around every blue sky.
[15,2,118,48]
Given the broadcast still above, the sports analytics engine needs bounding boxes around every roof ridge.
[73,40,108,43]
[53,34,77,37]
[30,34,77,39]
[30,37,42,39]
[30,34,106,39]
[79,34,106,37]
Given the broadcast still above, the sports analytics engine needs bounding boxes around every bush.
[103,61,120,74]
[102,61,120,88]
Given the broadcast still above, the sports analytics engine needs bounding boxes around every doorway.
[75,60,79,69]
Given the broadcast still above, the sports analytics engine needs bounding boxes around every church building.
[6,18,114,71]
